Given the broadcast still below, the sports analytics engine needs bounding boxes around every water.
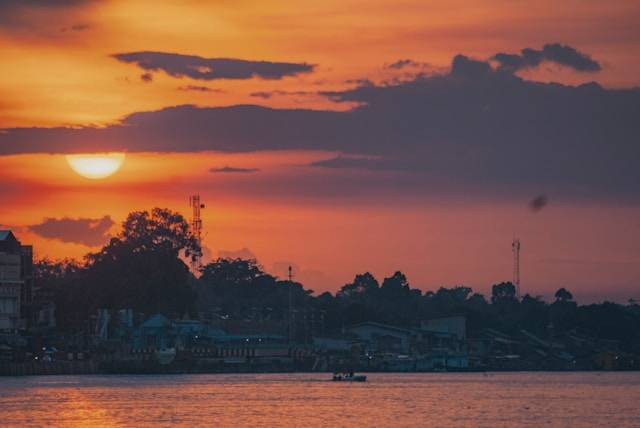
[1,372,639,427]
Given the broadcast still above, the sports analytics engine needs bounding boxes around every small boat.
[332,373,367,382]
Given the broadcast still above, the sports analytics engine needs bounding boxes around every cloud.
[310,155,407,171]
[0,0,94,28]
[384,59,432,71]
[218,247,256,260]
[250,91,273,99]
[529,195,548,212]
[28,215,114,247]
[210,166,260,173]
[112,51,315,81]
[386,59,418,70]
[178,85,223,93]
[60,23,90,32]
[2,52,639,202]
[140,73,153,83]
[249,90,312,99]
[492,43,601,73]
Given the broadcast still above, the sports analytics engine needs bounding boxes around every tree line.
[35,208,640,351]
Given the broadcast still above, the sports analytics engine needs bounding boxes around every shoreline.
[2,361,638,377]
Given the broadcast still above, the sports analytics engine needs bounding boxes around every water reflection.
[1,373,639,427]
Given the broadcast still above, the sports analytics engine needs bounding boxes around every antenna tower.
[512,238,521,298]
[189,194,204,271]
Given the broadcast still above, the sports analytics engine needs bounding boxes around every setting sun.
[65,153,126,179]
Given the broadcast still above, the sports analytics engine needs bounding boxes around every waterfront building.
[346,322,418,354]
[421,315,467,341]
[0,231,33,331]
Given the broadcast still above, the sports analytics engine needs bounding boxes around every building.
[346,322,419,354]
[421,315,466,341]
[0,231,33,331]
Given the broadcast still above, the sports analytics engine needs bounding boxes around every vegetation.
[34,208,640,352]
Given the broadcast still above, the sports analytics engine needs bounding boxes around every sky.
[1,0,639,303]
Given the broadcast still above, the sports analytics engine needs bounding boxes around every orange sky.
[2,152,639,303]
[1,0,639,302]
[2,0,640,127]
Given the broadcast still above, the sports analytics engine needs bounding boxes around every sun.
[65,153,126,179]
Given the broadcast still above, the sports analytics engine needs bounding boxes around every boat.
[332,373,367,382]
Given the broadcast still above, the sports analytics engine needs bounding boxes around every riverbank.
[2,360,639,376]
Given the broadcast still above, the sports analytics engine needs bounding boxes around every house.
[346,322,419,354]
[130,315,230,349]
[132,314,173,349]
[0,231,33,331]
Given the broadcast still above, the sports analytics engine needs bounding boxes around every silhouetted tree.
[337,272,379,300]
[198,258,311,320]
[84,208,198,316]
[31,210,640,354]
[554,288,573,303]
[491,282,517,305]
[34,258,87,331]
[550,288,577,333]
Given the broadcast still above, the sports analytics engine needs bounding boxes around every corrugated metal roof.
[0,230,12,240]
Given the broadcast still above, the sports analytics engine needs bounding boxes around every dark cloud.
[344,78,375,86]
[178,85,223,93]
[386,59,419,70]
[2,53,639,202]
[250,91,273,99]
[112,51,315,81]
[529,195,548,212]
[0,0,93,27]
[210,166,260,173]
[70,23,89,31]
[140,73,153,83]
[249,90,312,99]
[1,0,88,6]
[310,155,407,171]
[384,59,431,70]
[28,216,114,247]
[60,23,90,32]
[492,43,601,73]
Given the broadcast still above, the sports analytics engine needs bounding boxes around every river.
[1,372,639,427]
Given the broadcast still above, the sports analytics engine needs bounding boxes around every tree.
[198,258,312,320]
[491,282,517,305]
[554,288,574,303]
[380,271,411,297]
[519,294,549,334]
[34,258,87,331]
[378,271,421,326]
[84,208,198,316]
[550,288,577,332]
[337,272,379,300]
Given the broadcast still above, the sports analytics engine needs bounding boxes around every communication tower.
[512,238,521,298]
[189,194,205,271]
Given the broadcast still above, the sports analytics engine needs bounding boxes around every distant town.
[1,208,639,376]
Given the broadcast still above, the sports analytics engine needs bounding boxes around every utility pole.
[512,238,521,299]
[288,265,294,344]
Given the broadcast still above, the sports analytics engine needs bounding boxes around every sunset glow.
[2,3,640,416]
[0,0,639,303]
[65,153,126,179]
